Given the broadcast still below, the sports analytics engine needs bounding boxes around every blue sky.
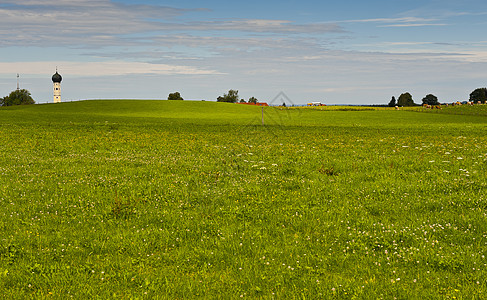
[1,0,486,104]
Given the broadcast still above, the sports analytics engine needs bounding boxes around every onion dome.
[52,71,62,83]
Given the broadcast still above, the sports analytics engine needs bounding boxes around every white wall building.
[52,70,62,103]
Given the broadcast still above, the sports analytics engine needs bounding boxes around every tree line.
[168,89,259,104]
[388,88,487,107]
[3,87,486,107]
[0,89,35,106]
[1,88,257,106]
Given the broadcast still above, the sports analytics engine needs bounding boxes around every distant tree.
[469,88,487,104]
[168,92,184,100]
[217,89,239,103]
[239,99,246,103]
[422,94,440,105]
[388,96,396,107]
[397,92,415,107]
[248,97,258,104]
[1,89,35,106]
[0,97,4,106]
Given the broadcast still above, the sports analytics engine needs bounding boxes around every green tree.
[239,99,246,103]
[469,88,487,103]
[217,89,239,103]
[397,92,415,107]
[248,97,258,104]
[168,92,184,100]
[422,94,440,105]
[2,89,35,106]
[388,96,396,107]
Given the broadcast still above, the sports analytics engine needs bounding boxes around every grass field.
[1,100,487,298]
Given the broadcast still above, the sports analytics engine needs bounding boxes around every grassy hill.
[1,100,263,125]
[3,99,487,128]
[1,100,486,298]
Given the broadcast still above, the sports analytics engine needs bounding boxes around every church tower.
[52,69,62,103]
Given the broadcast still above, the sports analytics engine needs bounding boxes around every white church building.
[52,70,62,103]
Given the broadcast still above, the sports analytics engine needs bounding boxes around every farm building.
[238,102,269,106]
[307,102,324,106]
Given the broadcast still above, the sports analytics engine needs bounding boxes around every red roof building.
[238,102,269,106]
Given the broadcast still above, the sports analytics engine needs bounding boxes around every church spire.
[52,69,62,103]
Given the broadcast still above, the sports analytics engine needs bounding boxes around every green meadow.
[1,100,486,298]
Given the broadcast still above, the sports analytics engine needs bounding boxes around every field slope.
[1,100,486,298]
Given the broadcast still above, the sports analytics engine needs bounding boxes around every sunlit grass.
[1,100,486,298]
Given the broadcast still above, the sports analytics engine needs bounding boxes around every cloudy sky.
[1,0,486,104]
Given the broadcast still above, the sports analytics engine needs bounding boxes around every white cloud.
[345,17,438,23]
[0,0,206,47]
[0,0,345,48]
[340,16,447,28]
[171,19,344,34]
[379,23,446,28]
[0,61,222,76]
